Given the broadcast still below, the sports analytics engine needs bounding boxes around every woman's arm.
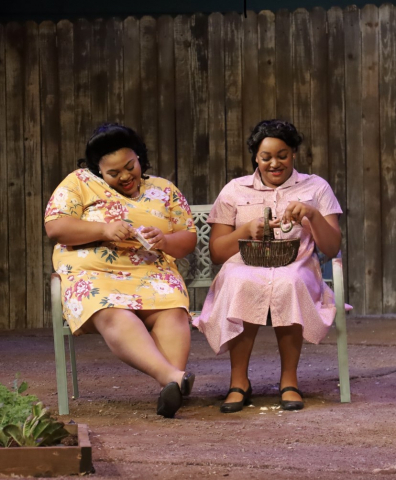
[138,227,197,259]
[283,202,341,258]
[209,217,280,265]
[45,216,133,246]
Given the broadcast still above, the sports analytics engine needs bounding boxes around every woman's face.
[255,137,294,189]
[99,148,142,197]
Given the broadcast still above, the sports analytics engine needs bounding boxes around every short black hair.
[247,119,303,171]
[77,123,151,177]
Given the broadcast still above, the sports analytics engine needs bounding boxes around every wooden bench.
[51,204,351,415]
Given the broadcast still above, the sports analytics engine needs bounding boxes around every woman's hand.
[102,220,134,242]
[248,217,281,240]
[138,226,168,250]
[282,201,317,224]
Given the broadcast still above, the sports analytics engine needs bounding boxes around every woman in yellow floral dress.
[45,123,197,418]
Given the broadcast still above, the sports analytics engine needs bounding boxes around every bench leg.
[332,258,351,403]
[68,332,79,399]
[51,274,70,415]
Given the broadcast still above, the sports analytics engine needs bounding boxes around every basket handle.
[263,207,275,242]
[263,206,294,242]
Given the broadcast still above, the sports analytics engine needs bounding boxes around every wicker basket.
[239,207,300,267]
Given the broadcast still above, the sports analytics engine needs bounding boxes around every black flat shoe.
[157,382,183,418]
[180,372,195,396]
[280,386,304,411]
[220,381,252,413]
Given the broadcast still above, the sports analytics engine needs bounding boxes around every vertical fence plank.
[191,13,209,310]
[293,9,312,174]
[174,15,193,202]
[123,17,141,133]
[91,19,108,129]
[361,5,382,314]
[6,23,26,329]
[344,6,364,313]
[140,16,158,174]
[328,7,348,296]
[224,12,243,181]
[74,19,92,158]
[57,20,76,178]
[0,25,9,329]
[379,4,396,314]
[174,15,194,310]
[191,13,209,205]
[242,11,259,172]
[157,15,176,182]
[39,21,61,326]
[24,21,43,328]
[275,9,293,122]
[208,12,226,202]
[107,18,124,124]
[258,10,276,120]
[310,7,328,180]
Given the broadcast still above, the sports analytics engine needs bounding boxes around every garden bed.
[0,423,93,477]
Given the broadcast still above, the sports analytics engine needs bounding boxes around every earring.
[99,170,102,175]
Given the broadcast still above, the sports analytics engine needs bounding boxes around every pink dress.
[193,169,342,354]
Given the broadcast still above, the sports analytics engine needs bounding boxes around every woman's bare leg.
[274,324,303,401]
[224,322,260,403]
[89,308,186,388]
[140,308,191,371]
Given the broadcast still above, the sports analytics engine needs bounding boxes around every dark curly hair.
[77,123,151,178]
[247,119,303,171]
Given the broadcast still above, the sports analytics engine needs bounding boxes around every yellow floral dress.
[44,169,196,335]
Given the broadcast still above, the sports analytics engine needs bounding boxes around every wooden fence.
[0,5,395,329]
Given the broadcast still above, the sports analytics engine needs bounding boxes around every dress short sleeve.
[169,183,196,233]
[207,181,237,226]
[314,178,343,217]
[44,172,84,222]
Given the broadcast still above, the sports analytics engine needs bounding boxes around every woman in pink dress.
[193,119,342,412]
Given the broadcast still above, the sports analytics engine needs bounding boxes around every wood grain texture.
[24,22,43,328]
[140,16,158,174]
[258,10,276,121]
[293,8,311,174]
[327,7,348,298]
[224,12,244,181]
[310,7,328,180]
[107,18,124,124]
[361,5,382,314]
[123,16,141,132]
[0,25,9,329]
[157,15,176,182]
[57,20,76,178]
[242,11,259,173]
[379,4,396,313]
[6,22,26,328]
[344,5,365,313]
[74,19,92,159]
[208,12,226,202]
[39,21,61,326]
[190,13,209,205]
[174,15,193,202]
[275,9,293,122]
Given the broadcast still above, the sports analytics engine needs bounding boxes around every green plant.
[3,402,69,447]
[0,376,68,448]
[0,376,39,429]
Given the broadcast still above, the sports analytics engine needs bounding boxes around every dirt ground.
[1,316,396,480]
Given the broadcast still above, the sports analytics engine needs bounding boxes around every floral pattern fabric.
[45,169,196,335]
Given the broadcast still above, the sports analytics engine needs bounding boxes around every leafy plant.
[3,402,69,447]
[0,376,69,448]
